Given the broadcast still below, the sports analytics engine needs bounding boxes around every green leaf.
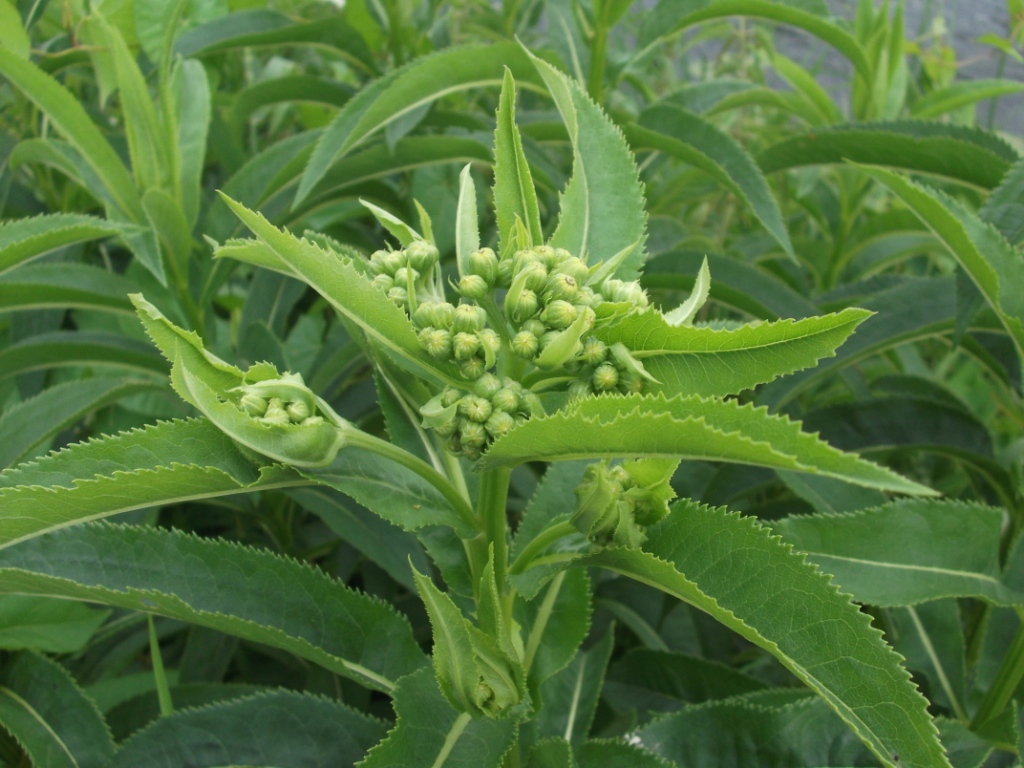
[493,68,543,256]
[910,79,1024,119]
[295,42,537,204]
[0,0,30,58]
[629,104,793,258]
[0,377,162,468]
[0,263,137,314]
[519,569,592,689]
[638,0,872,82]
[528,738,577,768]
[216,196,463,388]
[980,158,1024,245]
[855,165,1024,365]
[758,121,1019,190]
[0,214,140,276]
[662,256,710,326]
[524,48,648,276]
[0,49,141,220]
[0,523,427,692]
[0,597,110,653]
[110,689,387,768]
[591,307,870,397]
[585,498,951,768]
[171,58,211,228]
[0,331,169,382]
[774,499,1020,607]
[574,740,674,768]
[481,393,933,495]
[455,164,480,277]
[0,652,115,768]
[228,75,351,138]
[359,667,518,768]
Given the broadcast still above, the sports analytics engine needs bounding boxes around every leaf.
[662,256,710,326]
[216,196,463,388]
[856,165,1024,365]
[0,263,136,314]
[359,667,518,768]
[0,652,115,768]
[0,49,141,220]
[228,75,352,138]
[0,214,140,276]
[910,79,1024,119]
[630,104,793,258]
[774,499,1020,607]
[758,121,1019,190]
[980,158,1024,245]
[528,738,577,768]
[0,597,109,653]
[481,392,933,496]
[574,740,674,768]
[493,68,543,256]
[109,689,386,768]
[518,569,592,689]
[455,164,480,277]
[0,331,169,382]
[585,498,952,768]
[171,58,211,228]
[0,377,162,468]
[637,0,872,82]
[296,42,537,204]
[523,47,647,276]
[0,0,30,58]
[592,307,870,397]
[0,523,427,692]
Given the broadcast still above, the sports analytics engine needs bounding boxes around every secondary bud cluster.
[232,373,326,427]
[367,240,440,309]
[572,461,672,549]
[413,298,501,381]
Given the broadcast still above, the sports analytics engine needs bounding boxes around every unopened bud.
[509,289,538,323]
[261,398,290,425]
[522,319,546,338]
[459,395,493,424]
[370,249,404,276]
[239,393,268,417]
[286,399,311,422]
[420,328,453,359]
[491,388,519,414]
[413,301,455,329]
[496,259,514,287]
[469,247,498,284]
[371,274,394,292]
[441,386,464,408]
[553,257,589,284]
[453,332,481,360]
[459,356,487,380]
[474,373,503,399]
[544,273,579,303]
[406,240,439,271]
[394,267,419,285]
[458,274,489,300]
[485,410,516,438]
[521,262,548,292]
[533,244,559,269]
[568,380,592,400]
[511,331,539,359]
[541,300,578,330]
[387,286,409,306]
[592,363,619,391]
[580,336,607,366]
[460,420,487,448]
[452,303,487,333]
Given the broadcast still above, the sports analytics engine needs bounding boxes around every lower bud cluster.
[368,240,440,310]
[233,373,324,427]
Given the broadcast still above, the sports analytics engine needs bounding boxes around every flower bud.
[406,240,439,271]
[474,373,503,399]
[496,259,514,287]
[433,415,459,438]
[592,363,619,391]
[619,372,645,394]
[371,274,394,292]
[239,392,268,417]
[459,356,487,380]
[518,391,543,416]
[452,303,487,334]
[521,262,548,292]
[541,300,578,330]
[420,328,453,359]
[576,286,601,308]
[459,395,493,424]
[580,336,607,366]
[300,416,324,427]
[394,266,419,285]
[533,244,559,269]
[458,274,490,300]
[509,289,538,323]
[286,399,311,422]
[387,286,409,306]
[413,301,455,329]
[369,249,404,276]
[453,332,481,360]
[544,273,579,303]
[462,443,483,462]
[441,386,464,408]
[491,387,519,413]
[446,432,463,455]
[477,329,501,368]
[538,330,559,351]
[469,247,498,284]
[511,330,539,359]
[485,410,515,438]
[568,380,592,400]
[512,249,539,273]
[609,279,648,307]
[552,257,589,284]
[460,420,487,448]
[261,397,290,426]
[522,319,546,338]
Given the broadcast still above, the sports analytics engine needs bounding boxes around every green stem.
[587,22,608,102]
[509,519,578,574]
[478,468,512,588]
[346,430,479,535]
[523,571,566,673]
[971,606,1024,729]
[147,615,174,716]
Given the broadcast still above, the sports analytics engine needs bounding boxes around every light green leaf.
[0,1,30,58]
[0,523,426,691]
[980,158,1024,245]
[630,104,794,258]
[110,689,387,768]
[0,263,137,314]
[361,199,422,247]
[662,256,710,326]
[910,79,1024,119]
[856,165,1024,366]
[359,667,518,768]
[171,58,211,227]
[775,499,1019,607]
[455,164,480,277]
[524,47,648,277]
[0,597,110,653]
[493,68,543,256]
[586,498,951,768]
[0,652,115,768]
[0,214,140,276]
[0,331,169,382]
[593,307,871,397]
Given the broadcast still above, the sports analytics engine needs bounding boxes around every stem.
[345,430,479,534]
[971,607,1024,729]
[587,21,608,102]
[523,571,566,673]
[509,519,578,574]
[478,468,512,588]
[148,615,174,716]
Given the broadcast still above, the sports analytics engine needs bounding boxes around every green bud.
[512,249,539,273]
[518,391,543,417]
[433,416,459,438]
[544,273,579,303]
[371,274,394,292]
[496,259,515,287]
[580,336,607,366]
[568,380,592,400]
[452,303,487,334]
[387,286,409,306]
[572,462,622,538]
[485,410,516,438]
[521,261,548,292]
[420,328,453,359]
[459,395,493,423]
[607,279,648,307]
[458,274,490,300]
[441,386,464,408]
[541,300,578,330]
[459,356,487,380]
[460,420,487,448]
[469,247,498,284]
[474,373,503,399]
[576,286,601,308]
[413,301,455,329]
[511,330,539,359]
[510,289,539,323]
[453,331,481,360]
[406,240,439,271]
[620,372,644,394]
[239,392,268,417]
[592,363,619,391]
[261,397,290,426]
[552,257,589,284]
[300,416,324,427]
[462,443,483,461]
[394,266,419,285]
[370,249,404,276]
[491,387,519,414]
[446,432,463,455]
[522,319,546,338]
[552,247,573,263]
[286,399,311,422]
[533,244,560,269]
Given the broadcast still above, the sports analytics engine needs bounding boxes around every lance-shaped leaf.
[0,214,141,275]
[359,667,518,768]
[110,690,387,768]
[909,79,1024,119]
[0,652,115,768]
[855,165,1024,366]
[981,158,1024,245]
[592,307,870,397]
[494,69,543,256]
[216,195,463,387]
[0,263,137,315]
[480,393,934,496]
[774,499,1020,607]
[575,740,673,768]
[524,47,648,278]
[0,418,306,549]
[0,331,168,382]
[0,523,426,692]
[583,499,952,768]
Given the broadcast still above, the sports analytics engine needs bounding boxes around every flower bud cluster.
[572,461,670,549]
[413,299,500,381]
[367,240,440,309]
[232,372,325,427]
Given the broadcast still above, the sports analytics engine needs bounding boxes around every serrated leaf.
[585,498,951,768]
[494,68,543,256]
[910,79,1024,119]
[0,263,137,314]
[630,104,793,258]
[216,195,463,388]
[529,738,577,768]
[518,569,592,690]
[0,652,115,768]
[109,689,386,768]
[980,158,1024,245]
[663,256,710,326]
[171,58,211,228]
[455,164,480,277]
[775,499,1020,607]
[481,393,933,495]
[574,740,674,768]
[524,47,648,276]
[359,667,518,768]
[0,214,141,275]
[0,596,110,653]
[592,307,870,397]
[0,523,426,691]
[758,121,1019,190]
